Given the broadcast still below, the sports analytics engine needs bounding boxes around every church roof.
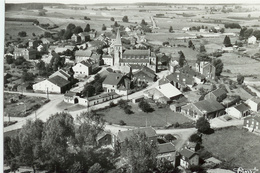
[114,29,122,45]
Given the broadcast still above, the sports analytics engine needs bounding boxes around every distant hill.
[5,3,63,11]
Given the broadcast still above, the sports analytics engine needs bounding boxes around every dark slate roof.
[234,103,250,112]
[123,49,150,56]
[128,64,142,70]
[51,69,70,79]
[166,72,194,86]
[117,127,157,143]
[180,148,198,159]
[194,99,225,113]
[180,65,205,79]
[158,143,176,154]
[133,70,154,81]
[80,60,92,67]
[75,50,92,57]
[244,115,260,122]
[103,73,124,85]
[212,88,227,97]
[64,91,77,97]
[119,58,149,63]
[47,76,70,87]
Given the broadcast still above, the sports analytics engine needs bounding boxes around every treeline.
[5,3,44,11]
[5,17,38,23]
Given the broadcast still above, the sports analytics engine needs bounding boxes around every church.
[102,30,158,72]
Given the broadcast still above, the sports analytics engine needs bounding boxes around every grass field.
[4,93,49,117]
[201,127,260,169]
[96,102,192,127]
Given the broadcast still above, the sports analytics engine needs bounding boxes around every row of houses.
[97,127,200,169]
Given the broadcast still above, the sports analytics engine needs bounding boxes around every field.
[201,127,260,169]
[96,102,192,127]
[4,93,49,117]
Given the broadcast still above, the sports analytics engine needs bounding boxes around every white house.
[102,55,114,66]
[248,35,257,44]
[246,97,260,112]
[179,148,199,169]
[72,61,92,78]
[182,27,190,31]
[33,76,70,94]
[225,103,250,119]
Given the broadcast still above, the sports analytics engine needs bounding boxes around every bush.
[189,133,202,143]
[109,101,116,107]
[110,17,115,21]
[119,120,126,126]
[196,117,211,134]
[18,31,27,37]
[138,99,153,113]
[124,108,133,114]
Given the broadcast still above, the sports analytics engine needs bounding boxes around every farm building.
[195,61,216,80]
[181,99,225,119]
[49,69,71,81]
[248,35,257,44]
[157,143,176,165]
[177,148,199,169]
[75,49,92,63]
[225,103,251,119]
[245,97,260,112]
[33,76,71,94]
[205,88,227,102]
[72,60,93,78]
[13,48,37,60]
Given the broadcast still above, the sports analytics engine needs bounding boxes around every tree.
[42,112,75,172]
[73,26,83,34]
[189,133,202,143]
[67,23,76,31]
[253,30,260,39]
[237,74,244,85]
[122,16,129,22]
[6,55,14,64]
[138,99,153,113]
[14,56,26,65]
[141,19,147,25]
[220,28,225,33]
[188,40,194,48]
[169,26,173,33]
[39,11,46,16]
[113,21,119,27]
[102,24,107,31]
[223,35,232,47]
[239,27,247,38]
[120,132,158,173]
[18,119,44,172]
[196,117,210,133]
[110,17,115,21]
[63,29,73,40]
[88,163,103,173]
[82,84,95,97]
[212,58,223,76]
[21,71,35,82]
[76,111,105,148]
[244,28,254,39]
[248,14,251,18]
[44,32,52,38]
[18,31,27,37]
[84,24,91,32]
[178,51,186,67]
[199,44,206,52]
[196,53,211,62]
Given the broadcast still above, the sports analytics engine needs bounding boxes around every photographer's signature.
[233,167,259,173]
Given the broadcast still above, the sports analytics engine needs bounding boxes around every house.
[170,97,189,112]
[159,72,195,92]
[182,27,190,31]
[248,35,257,44]
[78,92,119,106]
[133,65,157,84]
[178,148,199,169]
[13,48,37,60]
[64,91,78,104]
[225,103,251,119]
[205,88,227,102]
[184,141,200,152]
[71,34,81,43]
[96,132,116,148]
[157,143,176,164]
[244,115,260,132]
[221,46,234,52]
[29,40,40,48]
[181,99,225,119]
[117,127,157,144]
[49,69,71,81]
[246,97,260,112]
[179,65,205,85]
[41,38,54,44]
[54,46,74,54]
[75,49,92,63]
[33,76,71,94]
[72,60,92,78]
[79,31,97,40]
[144,83,183,104]
[102,73,131,95]
[195,61,216,80]
[102,54,114,66]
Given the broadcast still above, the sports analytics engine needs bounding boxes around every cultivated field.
[201,127,260,170]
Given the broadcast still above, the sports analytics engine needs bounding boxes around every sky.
[4,0,260,4]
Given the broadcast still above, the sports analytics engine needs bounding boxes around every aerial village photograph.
[2,0,260,172]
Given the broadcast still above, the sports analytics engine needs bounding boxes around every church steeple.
[115,29,122,45]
